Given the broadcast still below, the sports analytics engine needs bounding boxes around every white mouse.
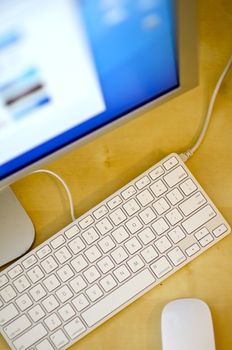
[161,298,216,350]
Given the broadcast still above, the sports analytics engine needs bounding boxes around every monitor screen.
[0,0,178,180]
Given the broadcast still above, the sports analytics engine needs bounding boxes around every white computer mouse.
[161,298,216,350]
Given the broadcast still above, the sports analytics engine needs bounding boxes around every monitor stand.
[0,187,35,267]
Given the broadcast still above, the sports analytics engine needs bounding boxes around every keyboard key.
[27,266,44,283]
[164,166,187,188]
[64,317,86,340]
[150,257,172,278]
[13,323,47,350]
[179,192,206,216]
[14,276,30,293]
[57,265,74,282]
[112,226,129,243]
[152,218,169,235]
[166,188,184,205]
[85,245,102,262]
[98,236,115,253]
[55,246,72,264]
[139,207,156,224]
[4,314,31,339]
[125,237,142,255]
[150,180,167,197]
[36,339,54,350]
[29,284,46,302]
[51,235,66,249]
[113,265,131,282]
[43,274,60,292]
[8,265,23,279]
[97,256,115,274]
[42,295,59,312]
[111,247,128,264]
[50,329,69,349]
[182,205,216,234]
[149,166,164,180]
[168,226,186,244]
[64,225,79,239]
[0,304,19,326]
[167,247,186,266]
[163,156,178,170]
[154,236,172,253]
[138,227,156,245]
[41,256,58,273]
[16,294,33,311]
[126,217,143,234]
[123,199,140,216]
[136,175,151,189]
[153,198,170,215]
[141,246,158,263]
[137,189,154,206]
[213,224,228,237]
[82,269,155,327]
[107,195,122,209]
[110,208,127,225]
[186,243,200,257]
[70,276,87,293]
[28,305,45,322]
[68,236,85,255]
[82,227,100,244]
[36,245,51,259]
[0,275,9,288]
[96,218,113,235]
[166,208,183,226]
[1,285,17,302]
[100,275,117,292]
[199,234,214,247]
[93,205,108,219]
[44,313,61,331]
[127,255,145,273]
[56,285,73,303]
[79,215,94,229]
[71,255,88,273]
[86,284,103,302]
[22,255,37,269]
[84,266,101,283]
[180,179,197,196]
[194,227,209,241]
[121,186,136,200]
[58,304,76,321]
[72,294,89,312]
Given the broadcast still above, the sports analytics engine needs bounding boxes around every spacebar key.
[82,269,155,327]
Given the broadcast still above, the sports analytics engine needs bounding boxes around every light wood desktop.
[1,0,232,349]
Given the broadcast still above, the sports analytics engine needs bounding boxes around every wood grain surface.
[1,0,232,349]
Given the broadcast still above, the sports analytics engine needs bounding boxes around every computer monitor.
[0,0,198,266]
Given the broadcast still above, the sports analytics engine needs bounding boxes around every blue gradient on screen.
[0,0,179,179]
[81,0,178,119]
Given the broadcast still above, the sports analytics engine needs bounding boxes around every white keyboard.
[0,153,230,350]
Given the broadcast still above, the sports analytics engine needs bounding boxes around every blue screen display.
[0,0,178,180]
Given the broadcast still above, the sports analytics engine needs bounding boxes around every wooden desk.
[1,0,232,349]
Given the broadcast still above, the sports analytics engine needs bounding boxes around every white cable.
[179,54,232,162]
[33,169,76,221]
